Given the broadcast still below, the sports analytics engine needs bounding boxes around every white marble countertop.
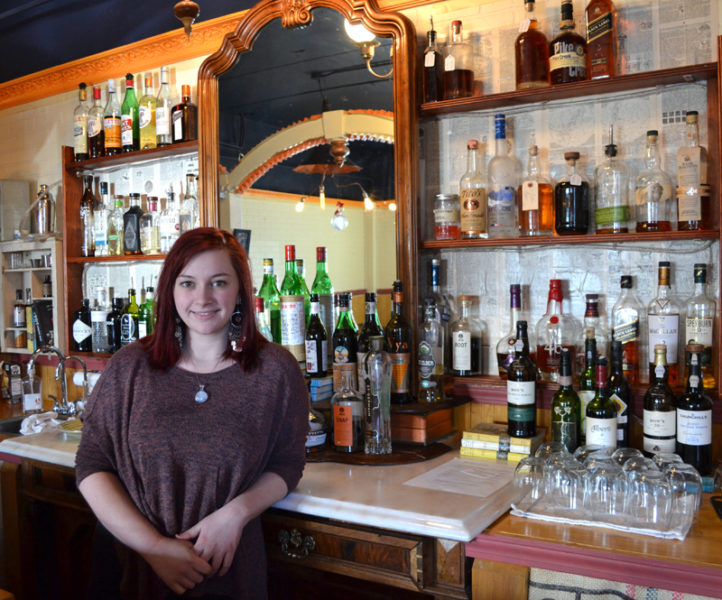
[0,432,518,542]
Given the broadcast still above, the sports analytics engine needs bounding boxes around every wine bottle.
[305,293,328,378]
[279,244,306,364]
[606,340,630,447]
[257,258,281,343]
[171,84,198,143]
[496,283,522,379]
[357,292,383,395]
[507,320,537,438]
[120,288,139,347]
[103,78,122,156]
[73,82,89,161]
[120,73,140,152]
[333,292,358,392]
[385,280,412,404]
[578,328,597,445]
[138,286,155,338]
[107,297,124,353]
[643,344,676,456]
[156,66,173,147]
[79,175,95,257]
[551,347,580,452]
[585,357,617,448]
[87,85,105,158]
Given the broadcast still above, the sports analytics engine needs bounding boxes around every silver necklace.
[188,354,224,404]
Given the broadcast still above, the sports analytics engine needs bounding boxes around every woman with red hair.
[76,228,308,599]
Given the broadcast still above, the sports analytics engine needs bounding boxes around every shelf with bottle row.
[66,140,198,172]
[420,63,717,116]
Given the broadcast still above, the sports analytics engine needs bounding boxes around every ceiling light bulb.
[344,19,376,44]
[363,191,374,211]
[296,197,305,213]
[319,185,325,210]
[388,201,397,212]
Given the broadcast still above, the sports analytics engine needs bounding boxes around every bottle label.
[72,319,92,343]
[424,52,436,68]
[586,11,613,43]
[595,205,630,228]
[13,306,25,327]
[88,115,102,138]
[521,181,539,211]
[452,330,471,371]
[507,380,535,406]
[459,188,487,234]
[280,295,306,361]
[676,147,702,188]
[677,408,712,445]
[172,109,183,141]
[643,434,676,454]
[417,341,436,379]
[120,314,137,345]
[685,316,713,347]
[306,340,319,373]
[389,352,410,394]
[586,416,616,447]
[549,41,586,74]
[518,18,531,33]
[578,390,594,438]
[138,320,147,339]
[635,183,673,206]
[104,116,121,148]
[124,220,138,251]
[73,115,88,153]
[488,187,516,213]
[139,105,152,128]
[648,315,679,364]
[333,363,357,392]
[677,191,702,221]
[444,55,456,72]
[643,408,675,436]
[609,393,628,440]
[156,106,170,135]
[121,114,133,145]
[434,207,459,224]
[333,404,354,447]
[613,319,639,343]
[23,392,42,413]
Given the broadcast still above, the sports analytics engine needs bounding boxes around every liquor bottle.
[93,181,110,257]
[87,86,105,158]
[518,144,554,236]
[676,343,713,475]
[549,0,587,84]
[606,340,630,447]
[156,66,173,147]
[429,258,453,371]
[555,151,590,235]
[171,84,198,143]
[459,139,487,239]
[535,279,579,382]
[578,293,609,368]
[311,246,334,358]
[107,195,125,256]
[331,369,364,453]
[138,286,155,338]
[279,244,306,364]
[443,20,473,100]
[123,192,143,255]
[180,173,199,232]
[258,258,281,343]
[103,78,122,156]
[72,298,92,352]
[450,295,482,377]
[418,298,444,403]
[634,130,673,232]
[295,258,312,323]
[515,0,550,90]
[676,111,710,231]
[254,296,273,342]
[586,357,617,448]
[139,73,157,150]
[305,293,328,378]
[643,344,676,456]
[333,292,358,391]
[422,16,444,103]
[120,288,139,347]
[551,347,580,452]
[357,292,383,395]
[140,197,161,254]
[73,82,89,161]
[91,287,111,353]
[684,263,716,388]
[24,288,34,352]
[107,297,124,353]
[585,0,617,79]
[385,280,412,403]
[12,289,26,328]
[159,187,180,252]
[496,283,522,379]
[120,73,140,152]
[487,114,520,239]
[578,328,597,443]
[594,125,629,233]
[80,175,95,257]
[507,320,537,438]
[647,261,680,386]
[364,335,393,455]
[611,275,643,385]
[42,276,52,298]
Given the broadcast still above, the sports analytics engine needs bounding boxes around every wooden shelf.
[65,140,198,172]
[421,63,717,116]
[66,254,166,264]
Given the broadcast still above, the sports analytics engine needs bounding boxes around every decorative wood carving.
[281,0,313,28]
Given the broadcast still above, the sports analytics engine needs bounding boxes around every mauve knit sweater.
[76,341,309,599]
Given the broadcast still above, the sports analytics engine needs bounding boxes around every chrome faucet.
[26,346,86,417]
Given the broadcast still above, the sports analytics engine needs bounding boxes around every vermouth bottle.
[634,130,673,232]
[257,258,281,343]
[676,111,710,231]
[551,347,580,452]
[643,344,676,456]
[87,86,105,158]
[120,73,140,152]
[684,263,716,388]
[549,0,587,84]
[585,358,617,448]
[155,66,173,146]
[305,294,328,378]
[515,0,550,90]
[103,78,122,156]
[647,261,680,386]
[279,244,306,364]
[585,0,618,79]
[385,280,412,403]
[507,320,537,438]
[73,82,89,161]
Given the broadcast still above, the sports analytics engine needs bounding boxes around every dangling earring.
[175,317,184,348]
[228,303,243,352]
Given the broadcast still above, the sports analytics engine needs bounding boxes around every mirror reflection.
[217,7,397,299]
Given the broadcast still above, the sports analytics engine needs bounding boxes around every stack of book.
[460,423,545,463]
[309,376,333,403]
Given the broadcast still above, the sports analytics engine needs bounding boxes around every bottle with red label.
[103,78,122,156]
[121,73,140,152]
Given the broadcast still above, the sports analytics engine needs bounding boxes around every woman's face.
[173,249,241,342]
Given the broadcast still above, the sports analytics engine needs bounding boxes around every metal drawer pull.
[278,528,315,559]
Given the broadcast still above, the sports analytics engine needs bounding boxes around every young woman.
[76,228,308,599]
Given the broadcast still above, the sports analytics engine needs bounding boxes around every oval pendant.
[195,388,209,403]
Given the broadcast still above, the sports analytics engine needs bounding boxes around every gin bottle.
[487,114,520,238]
[634,130,673,232]
[594,125,630,233]
[684,263,716,388]
[647,261,680,386]
[364,335,392,455]
[123,193,143,255]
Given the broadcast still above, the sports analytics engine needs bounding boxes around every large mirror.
[198,0,417,316]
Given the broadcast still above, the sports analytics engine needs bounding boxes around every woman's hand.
[140,535,212,595]
[176,502,245,577]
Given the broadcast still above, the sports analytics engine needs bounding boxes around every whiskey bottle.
[634,130,673,232]
[507,320,537,438]
[611,275,643,385]
[684,263,716,388]
[123,193,143,255]
[422,16,444,102]
[535,279,579,382]
[643,344,676,456]
[120,73,140,152]
[594,124,630,234]
[155,66,173,146]
[79,175,95,257]
[459,140,487,239]
[554,151,590,235]
[676,110,710,231]
[73,82,89,161]
[515,0,550,90]
[551,347,580,452]
[171,84,198,143]
[487,114,520,239]
[443,20,473,100]
[103,78,122,156]
[647,261,680,386]
[585,357,617,448]
[549,0,587,84]
[87,86,105,158]
[518,144,554,236]
[585,0,617,79]
[385,280,413,403]
[139,73,157,150]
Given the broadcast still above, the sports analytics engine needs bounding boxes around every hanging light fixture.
[295,196,306,213]
[174,0,200,40]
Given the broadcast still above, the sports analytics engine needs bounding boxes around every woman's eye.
[179,280,193,288]
[212,280,227,287]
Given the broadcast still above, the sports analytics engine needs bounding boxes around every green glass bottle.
[138,286,155,338]
[257,258,281,343]
[120,288,139,346]
[507,320,537,438]
[311,246,334,358]
[295,258,312,323]
[578,327,597,445]
[551,347,580,452]
[333,292,358,391]
[120,73,140,152]
[585,357,617,448]
[384,280,412,404]
[279,245,306,363]
[606,340,631,447]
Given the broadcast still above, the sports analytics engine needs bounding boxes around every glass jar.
[433,193,460,240]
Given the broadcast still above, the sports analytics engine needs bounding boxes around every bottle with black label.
[123,193,143,255]
[72,298,92,352]
[549,0,587,84]
[107,297,125,353]
[642,344,676,456]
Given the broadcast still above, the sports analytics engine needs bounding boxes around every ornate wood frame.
[197,0,417,294]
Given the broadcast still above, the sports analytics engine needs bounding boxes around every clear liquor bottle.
[120,73,140,152]
[258,258,281,343]
[305,293,328,378]
[422,16,444,103]
[180,173,199,232]
[515,0,550,90]
[496,283,522,379]
[535,279,580,382]
[551,347,580,452]
[594,125,630,233]
[676,110,710,231]
[159,187,180,252]
[643,344,676,456]
[554,151,590,234]
[140,197,161,254]
[72,298,92,352]
[549,0,587,84]
[364,335,393,455]
[507,320,537,438]
[684,263,716,388]
[488,114,520,239]
[459,139,487,239]
[171,84,198,143]
[418,298,444,403]
[280,244,307,364]
[333,292,358,392]
[634,130,673,232]
[647,261,680,386]
[585,0,618,79]
[385,281,413,403]
[107,196,125,256]
[93,181,110,257]
[103,78,122,156]
[606,340,630,447]
[123,193,143,255]
[450,295,483,377]
[518,144,554,236]
[357,292,383,396]
[585,357,617,448]
[443,20,473,100]
[79,175,95,257]
[91,286,111,353]
[139,73,157,150]
[73,82,89,161]
[87,85,105,158]
[429,258,454,372]
[155,66,173,146]
[611,275,643,385]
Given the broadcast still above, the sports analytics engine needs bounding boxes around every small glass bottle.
[305,293,328,378]
[357,292,383,395]
[684,263,716,388]
[422,16,444,103]
[73,82,89,161]
[585,0,618,79]
[507,320,537,438]
[140,196,161,254]
[107,195,125,256]
[331,369,364,453]
[443,20,473,100]
[515,0,550,90]
[676,111,710,231]
[518,144,554,236]
[433,193,460,240]
[364,335,392,455]
[93,181,110,257]
[487,114,520,239]
[91,286,111,353]
[459,140,487,239]
[594,124,630,234]
[535,279,579,382]
[585,357,617,448]
[551,347,580,452]
[123,193,143,255]
[155,66,173,147]
[496,283,522,379]
[333,292,358,392]
[549,0,587,84]
[171,84,198,143]
[647,261,680,386]
[554,151,590,235]
[634,130,673,232]
[385,281,412,403]
[418,298,444,403]
[606,340,630,447]
[79,175,95,257]
[643,344,676,456]
[611,275,643,385]
[450,295,482,377]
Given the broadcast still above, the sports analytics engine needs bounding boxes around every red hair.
[141,227,265,371]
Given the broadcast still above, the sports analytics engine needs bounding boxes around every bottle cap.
[467,139,479,149]
[309,293,319,302]
[284,245,295,261]
[620,275,632,289]
[563,151,580,161]
[316,246,326,261]
[365,292,376,302]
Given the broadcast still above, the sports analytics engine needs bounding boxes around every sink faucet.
[26,346,85,417]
